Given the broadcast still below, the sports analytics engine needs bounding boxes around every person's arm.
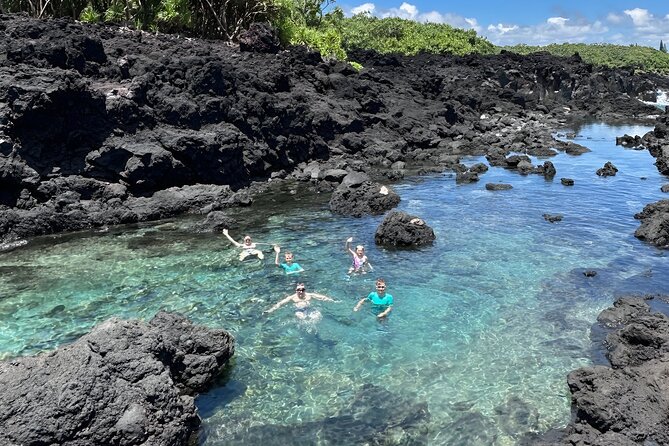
[365,260,373,271]
[311,293,337,302]
[264,295,294,314]
[353,297,368,311]
[222,229,241,247]
[274,245,281,266]
[377,305,392,318]
[345,237,355,256]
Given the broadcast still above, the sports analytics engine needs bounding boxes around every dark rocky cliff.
[0,14,667,244]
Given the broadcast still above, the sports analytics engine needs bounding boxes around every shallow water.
[0,123,667,445]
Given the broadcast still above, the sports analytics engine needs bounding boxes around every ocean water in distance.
[0,123,668,445]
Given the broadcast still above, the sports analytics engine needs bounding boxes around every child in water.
[345,237,373,274]
[223,229,264,261]
[274,245,304,274]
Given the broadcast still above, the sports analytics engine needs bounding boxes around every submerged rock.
[542,213,563,223]
[0,312,235,446]
[375,211,435,246]
[224,383,430,445]
[485,183,513,191]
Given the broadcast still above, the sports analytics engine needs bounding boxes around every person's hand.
[273,245,280,253]
[222,229,229,235]
[346,237,353,243]
[353,305,360,312]
[377,313,387,319]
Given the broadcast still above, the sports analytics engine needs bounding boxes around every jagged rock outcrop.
[560,296,669,445]
[329,180,400,217]
[634,199,669,247]
[374,210,435,246]
[596,161,618,176]
[0,312,235,446]
[1,14,668,243]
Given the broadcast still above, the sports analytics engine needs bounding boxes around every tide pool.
[0,123,667,445]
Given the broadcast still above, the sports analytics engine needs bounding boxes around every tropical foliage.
[504,43,669,74]
[341,15,495,56]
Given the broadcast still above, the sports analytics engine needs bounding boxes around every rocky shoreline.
[0,312,235,445]
[1,14,668,246]
[2,13,669,445]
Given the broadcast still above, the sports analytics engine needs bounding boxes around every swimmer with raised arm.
[264,283,337,321]
[223,229,265,261]
[274,245,304,274]
[345,237,373,274]
[354,278,393,319]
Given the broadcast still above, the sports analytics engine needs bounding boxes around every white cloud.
[399,2,417,19]
[351,3,376,16]
[487,23,519,34]
[344,3,669,47]
[624,8,652,27]
[606,13,623,24]
[483,17,609,46]
[547,17,568,27]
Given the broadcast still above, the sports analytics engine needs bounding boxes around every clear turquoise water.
[0,123,667,445]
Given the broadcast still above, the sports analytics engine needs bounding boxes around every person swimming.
[345,237,373,274]
[223,229,265,261]
[274,245,304,274]
[354,278,393,319]
[263,283,337,321]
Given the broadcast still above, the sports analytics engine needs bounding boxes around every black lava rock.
[375,210,435,246]
[0,312,235,446]
[485,183,513,191]
[596,161,619,176]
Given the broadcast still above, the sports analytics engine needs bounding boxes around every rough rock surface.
[542,213,563,223]
[634,199,669,247]
[559,296,669,445]
[0,312,235,446]
[641,109,669,176]
[596,161,619,176]
[486,183,513,191]
[1,15,668,243]
[374,210,435,246]
[561,178,575,186]
[329,181,400,217]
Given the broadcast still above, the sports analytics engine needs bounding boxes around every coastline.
[1,13,669,445]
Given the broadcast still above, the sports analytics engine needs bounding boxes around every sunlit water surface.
[1,123,668,445]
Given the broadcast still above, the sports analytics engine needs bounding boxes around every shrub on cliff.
[504,43,669,74]
[341,16,495,56]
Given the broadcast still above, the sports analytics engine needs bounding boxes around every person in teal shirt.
[274,245,304,274]
[354,278,393,318]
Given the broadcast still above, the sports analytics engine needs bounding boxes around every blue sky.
[337,1,669,47]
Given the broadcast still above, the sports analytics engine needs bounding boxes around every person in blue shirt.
[354,278,393,318]
[274,245,304,274]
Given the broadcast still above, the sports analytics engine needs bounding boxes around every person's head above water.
[355,245,365,256]
[295,283,306,296]
[375,278,386,294]
[243,235,252,245]
[284,251,294,262]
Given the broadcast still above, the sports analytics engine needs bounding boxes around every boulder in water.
[375,211,435,246]
[596,161,618,176]
[329,181,400,217]
[0,312,235,446]
[634,199,669,248]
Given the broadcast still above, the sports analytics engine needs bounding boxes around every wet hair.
[375,278,386,286]
[295,282,306,291]
[356,245,365,251]
[243,235,252,241]
[284,251,293,256]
